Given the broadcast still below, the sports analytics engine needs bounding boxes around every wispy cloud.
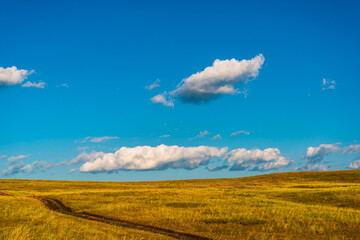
[160,134,170,138]
[321,78,336,91]
[22,81,46,89]
[231,130,250,136]
[57,83,69,88]
[76,136,118,143]
[211,134,222,140]
[8,154,30,162]
[1,154,67,176]
[145,79,160,90]
[194,130,210,139]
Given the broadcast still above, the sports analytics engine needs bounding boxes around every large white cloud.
[0,66,33,87]
[152,54,264,106]
[78,144,228,173]
[225,148,290,171]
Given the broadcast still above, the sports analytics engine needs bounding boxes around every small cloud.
[0,155,7,160]
[295,164,329,171]
[22,81,46,89]
[207,165,228,171]
[8,154,30,162]
[77,146,90,152]
[57,83,69,88]
[348,157,360,169]
[151,92,174,107]
[70,168,77,172]
[160,134,170,138]
[231,130,250,136]
[211,134,222,140]
[145,79,160,90]
[75,136,118,143]
[90,136,118,143]
[194,130,210,139]
[321,78,336,91]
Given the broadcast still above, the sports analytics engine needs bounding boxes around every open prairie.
[1,170,360,240]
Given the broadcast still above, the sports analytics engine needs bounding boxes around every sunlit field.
[1,170,360,239]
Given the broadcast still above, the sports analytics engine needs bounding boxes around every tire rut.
[35,196,212,240]
[0,191,12,196]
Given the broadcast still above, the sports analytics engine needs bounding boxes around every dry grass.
[1,170,360,239]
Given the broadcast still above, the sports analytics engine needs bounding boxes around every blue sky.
[1,0,359,181]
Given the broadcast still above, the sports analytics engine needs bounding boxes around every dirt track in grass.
[34,196,211,240]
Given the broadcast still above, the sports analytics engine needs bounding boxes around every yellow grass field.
[1,170,360,240]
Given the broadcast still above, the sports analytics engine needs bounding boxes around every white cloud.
[8,154,30,162]
[194,130,210,139]
[78,144,228,173]
[2,155,66,176]
[90,136,118,143]
[76,136,118,143]
[153,54,264,105]
[60,83,69,88]
[0,66,33,87]
[77,146,90,152]
[145,79,160,90]
[160,134,170,138]
[349,158,360,169]
[69,151,105,165]
[321,78,336,91]
[151,92,174,107]
[300,143,360,170]
[295,164,329,171]
[225,148,290,171]
[305,143,340,164]
[21,81,46,88]
[231,130,250,136]
[212,134,222,140]
[0,155,7,160]
[342,144,360,154]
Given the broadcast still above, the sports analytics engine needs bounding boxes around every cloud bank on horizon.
[151,54,265,107]
[3,142,360,177]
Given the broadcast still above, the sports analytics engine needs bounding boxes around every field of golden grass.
[1,170,360,239]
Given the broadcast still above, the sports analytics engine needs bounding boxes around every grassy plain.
[1,170,360,239]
